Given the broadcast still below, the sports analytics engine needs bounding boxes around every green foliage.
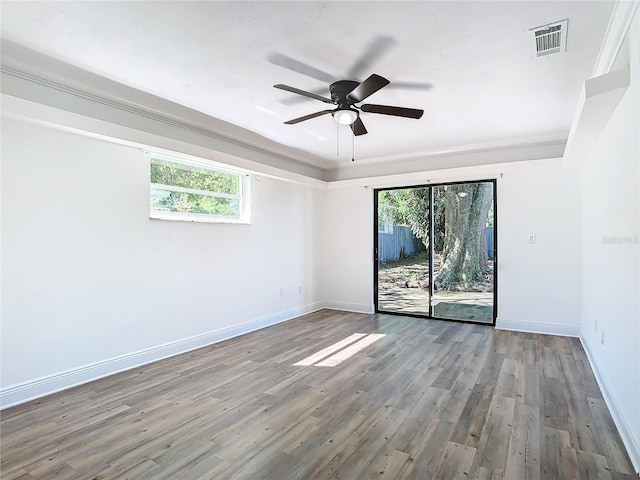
[150,159,241,217]
[486,205,494,227]
[378,187,445,252]
[151,193,239,216]
[403,187,430,247]
[377,190,411,226]
[151,160,238,194]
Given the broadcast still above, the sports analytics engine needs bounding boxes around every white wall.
[321,159,582,335]
[579,10,640,470]
[497,160,582,334]
[1,118,322,405]
[319,186,374,313]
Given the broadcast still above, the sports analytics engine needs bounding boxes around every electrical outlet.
[528,233,536,243]
[279,288,284,297]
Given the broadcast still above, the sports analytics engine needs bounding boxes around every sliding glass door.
[376,187,431,315]
[374,181,496,324]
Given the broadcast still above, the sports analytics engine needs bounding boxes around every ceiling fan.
[268,36,433,107]
[274,74,424,136]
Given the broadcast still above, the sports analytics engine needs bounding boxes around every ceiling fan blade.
[284,109,334,125]
[387,81,433,91]
[280,87,328,105]
[347,36,396,80]
[274,84,335,104]
[268,53,337,83]
[350,116,368,136]
[280,83,432,106]
[347,74,390,103]
[360,103,424,119]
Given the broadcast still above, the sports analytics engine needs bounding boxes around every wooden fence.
[378,226,426,263]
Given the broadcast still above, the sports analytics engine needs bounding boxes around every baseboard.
[0,302,325,409]
[322,301,373,314]
[496,318,580,337]
[580,336,640,475]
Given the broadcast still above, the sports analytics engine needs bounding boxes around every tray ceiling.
[0,1,614,170]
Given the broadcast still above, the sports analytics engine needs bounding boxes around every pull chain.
[351,129,355,162]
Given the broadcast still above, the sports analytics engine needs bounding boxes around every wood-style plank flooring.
[1,310,635,479]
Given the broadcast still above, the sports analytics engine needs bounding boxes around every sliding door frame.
[373,179,498,326]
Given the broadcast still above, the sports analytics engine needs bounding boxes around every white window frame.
[148,152,251,224]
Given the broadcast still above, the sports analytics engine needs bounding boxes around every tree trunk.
[435,183,492,290]
[476,185,492,274]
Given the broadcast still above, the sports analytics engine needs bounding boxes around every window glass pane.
[149,154,249,223]
[150,159,239,195]
[151,190,240,217]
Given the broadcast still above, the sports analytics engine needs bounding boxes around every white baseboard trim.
[322,301,374,314]
[580,336,640,475]
[0,302,324,410]
[495,318,580,337]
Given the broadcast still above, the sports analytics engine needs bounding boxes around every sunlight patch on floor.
[294,333,386,367]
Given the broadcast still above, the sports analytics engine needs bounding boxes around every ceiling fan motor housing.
[330,80,360,107]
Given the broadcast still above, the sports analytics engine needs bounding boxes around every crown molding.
[0,38,335,170]
[2,62,570,186]
[2,36,595,187]
[592,0,639,77]
[563,66,630,168]
[325,136,567,183]
[1,65,329,183]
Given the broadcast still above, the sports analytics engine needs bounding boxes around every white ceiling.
[1,1,614,170]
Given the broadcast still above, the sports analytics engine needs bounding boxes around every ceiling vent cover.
[531,19,568,58]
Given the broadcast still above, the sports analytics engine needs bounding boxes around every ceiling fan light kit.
[274,73,424,137]
[332,109,358,125]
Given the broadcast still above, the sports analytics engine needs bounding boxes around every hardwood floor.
[1,310,635,479]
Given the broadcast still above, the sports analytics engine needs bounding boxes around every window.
[149,154,250,223]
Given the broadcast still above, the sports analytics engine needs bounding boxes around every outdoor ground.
[377,251,494,323]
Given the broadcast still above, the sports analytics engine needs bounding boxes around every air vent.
[531,19,568,58]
